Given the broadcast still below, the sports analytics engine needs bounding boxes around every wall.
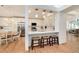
[65,14,77,30]
[55,12,66,44]
[0,18,24,32]
[29,19,44,32]
[29,15,55,32]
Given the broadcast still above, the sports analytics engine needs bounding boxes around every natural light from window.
[53,5,64,8]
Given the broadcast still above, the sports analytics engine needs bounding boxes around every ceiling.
[67,9,79,15]
[0,5,75,18]
[53,5,71,11]
[0,5,25,17]
[29,7,54,19]
[53,5,65,8]
[29,5,71,12]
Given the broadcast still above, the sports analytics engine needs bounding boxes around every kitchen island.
[28,31,59,46]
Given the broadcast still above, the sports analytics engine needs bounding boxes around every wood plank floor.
[0,33,79,53]
[29,42,79,53]
[0,37,25,53]
[29,33,79,53]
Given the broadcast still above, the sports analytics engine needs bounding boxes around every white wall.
[25,6,29,51]
[29,15,55,32]
[59,13,66,44]
[29,19,44,32]
[0,18,24,32]
[55,12,66,44]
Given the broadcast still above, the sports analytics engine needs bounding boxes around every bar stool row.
[31,35,59,50]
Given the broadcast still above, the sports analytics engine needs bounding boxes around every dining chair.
[0,33,8,46]
[12,30,21,42]
[7,31,13,44]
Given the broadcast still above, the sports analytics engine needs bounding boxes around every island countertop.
[29,31,59,35]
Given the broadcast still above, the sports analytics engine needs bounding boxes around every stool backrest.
[42,36,49,39]
[32,36,41,40]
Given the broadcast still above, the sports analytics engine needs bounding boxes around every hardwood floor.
[0,37,25,53]
[29,33,79,53]
[0,33,79,53]
[29,42,79,53]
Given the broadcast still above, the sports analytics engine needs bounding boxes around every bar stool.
[53,36,59,45]
[40,36,44,48]
[49,36,59,46]
[41,36,49,47]
[49,36,54,46]
[31,36,41,50]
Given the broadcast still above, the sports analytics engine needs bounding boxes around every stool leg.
[54,37,55,44]
[31,40,33,50]
[39,39,42,48]
[47,38,48,45]
[38,40,40,47]
[55,37,57,44]
[41,37,44,48]
[50,38,52,46]
[51,38,53,46]
[42,39,44,48]
[57,37,59,45]
[49,38,51,46]
[40,39,43,48]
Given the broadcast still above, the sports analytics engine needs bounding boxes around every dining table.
[0,29,17,45]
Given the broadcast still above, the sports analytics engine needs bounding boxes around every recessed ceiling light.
[43,15,46,18]
[28,10,31,13]
[47,11,53,16]
[43,10,46,12]
[35,14,38,18]
[35,8,39,11]
[49,11,53,13]
[42,12,45,15]
[42,10,46,14]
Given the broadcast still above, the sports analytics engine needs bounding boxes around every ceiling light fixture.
[28,10,31,13]
[49,11,53,13]
[43,10,46,12]
[43,15,46,18]
[47,11,53,16]
[35,14,38,18]
[35,8,39,11]
[42,10,46,15]
[42,12,45,15]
